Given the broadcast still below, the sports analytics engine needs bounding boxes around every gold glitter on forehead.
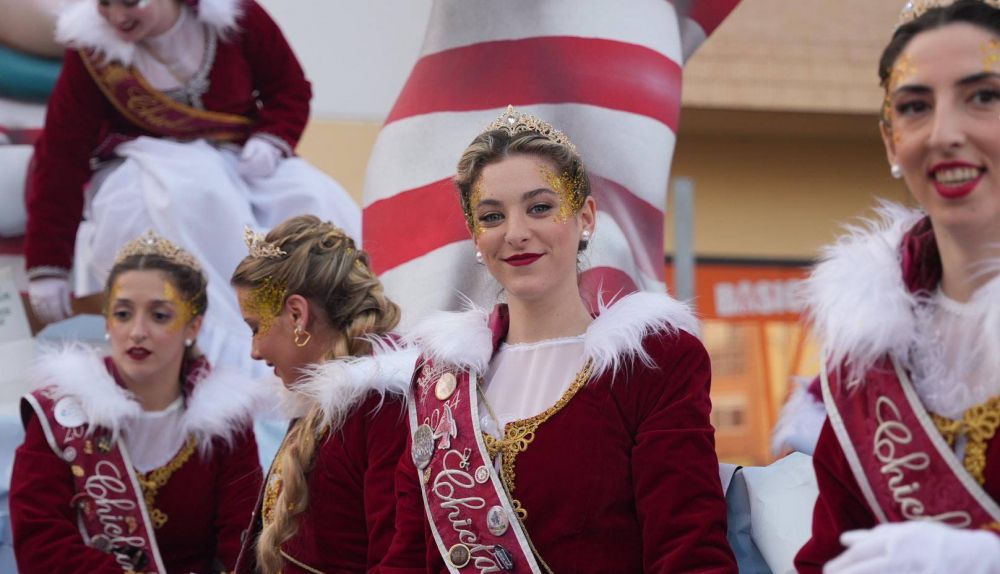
[983,38,1000,71]
[540,166,586,223]
[244,276,287,337]
[163,281,195,333]
[465,182,485,238]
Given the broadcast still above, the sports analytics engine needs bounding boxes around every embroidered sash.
[409,359,541,573]
[79,49,253,143]
[22,389,167,573]
[822,356,1000,530]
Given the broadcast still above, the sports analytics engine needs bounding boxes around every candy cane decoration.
[363,0,739,325]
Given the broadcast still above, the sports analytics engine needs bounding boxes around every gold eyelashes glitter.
[244,276,287,337]
[483,105,578,153]
[541,167,587,223]
[897,0,1000,29]
[244,226,287,259]
[115,230,202,272]
[883,54,917,124]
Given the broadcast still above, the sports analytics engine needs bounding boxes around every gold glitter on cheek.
[983,38,1000,72]
[163,282,194,333]
[465,183,485,238]
[540,166,585,224]
[245,277,287,338]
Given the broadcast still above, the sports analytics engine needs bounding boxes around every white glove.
[29,276,73,324]
[238,136,284,180]
[825,521,1000,574]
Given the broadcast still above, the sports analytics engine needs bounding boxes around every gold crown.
[243,226,287,259]
[114,230,202,271]
[483,105,578,153]
[898,0,1000,28]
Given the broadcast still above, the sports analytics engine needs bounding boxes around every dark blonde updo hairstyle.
[230,215,400,574]
[454,128,592,248]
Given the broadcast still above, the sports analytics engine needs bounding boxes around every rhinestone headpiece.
[483,105,578,153]
[114,230,202,271]
[243,226,287,259]
[897,0,1000,28]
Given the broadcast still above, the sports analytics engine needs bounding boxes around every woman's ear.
[285,294,311,328]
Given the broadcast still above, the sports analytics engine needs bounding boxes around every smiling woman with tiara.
[796,1,1000,572]
[380,106,735,573]
[10,231,263,574]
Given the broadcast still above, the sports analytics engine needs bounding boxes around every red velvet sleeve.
[362,397,410,572]
[625,330,737,573]
[238,1,311,153]
[24,49,111,273]
[378,427,433,574]
[9,416,121,573]
[794,421,877,573]
[212,427,263,569]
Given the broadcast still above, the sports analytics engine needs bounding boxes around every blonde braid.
[231,215,400,573]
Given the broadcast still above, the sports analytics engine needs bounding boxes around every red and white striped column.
[363,0,739,325]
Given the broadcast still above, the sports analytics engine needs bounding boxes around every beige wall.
[297,109,912,262]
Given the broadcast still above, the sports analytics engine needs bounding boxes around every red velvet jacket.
[381,292,736,573]
[795,211,1000,571]
[235,395,409,574]
[25,0,311,274]
[9,349,263,573]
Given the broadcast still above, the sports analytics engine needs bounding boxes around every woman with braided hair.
[10,231,263,573]
[230,215,417,574]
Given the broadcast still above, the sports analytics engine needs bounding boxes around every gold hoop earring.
[293,325,311,347]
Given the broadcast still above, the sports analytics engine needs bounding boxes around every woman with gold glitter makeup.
[10,230,263,574]
[379,106,735,573]
[230,215,418,574]
[796,1,1000,572]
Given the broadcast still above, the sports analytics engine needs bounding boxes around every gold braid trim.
[482,359,594,520]
[134,436,197,529]
[930,395,1000,485]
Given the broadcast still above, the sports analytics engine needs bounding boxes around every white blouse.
[479,337,588,438]
[910,287,1000,420]
[123,396,188,473]
[134,6,207,92]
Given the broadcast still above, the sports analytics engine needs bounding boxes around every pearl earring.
[475,251,483,264]
[104,333,110,341]
[890,164,903,179]
[184,339,193,348]
[582,230,591,241]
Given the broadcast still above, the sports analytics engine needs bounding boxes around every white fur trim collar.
[29,345,265,453]
[805,202,925,376]
[56,0,243,66]
[291,345,418,430]
[406,291,698,380]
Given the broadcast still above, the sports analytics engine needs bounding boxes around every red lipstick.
[502,253,543,267]
[126,347,151,361]
[929,161,984,199]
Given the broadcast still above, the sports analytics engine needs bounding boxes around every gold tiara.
[243,226,287,259]
[483,105,578,153]
[115,230,202,271]
[898,0,1000,28]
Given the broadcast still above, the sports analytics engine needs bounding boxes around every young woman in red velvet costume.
[24,0,358,375]
[380,106,736,573]
[231,215,417,574]
[796,2,1000,572]
[11,231,262,573]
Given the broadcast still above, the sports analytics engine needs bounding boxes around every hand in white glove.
[29,276,73,324]
[238,136,284,180]
[825,521,1000,574]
